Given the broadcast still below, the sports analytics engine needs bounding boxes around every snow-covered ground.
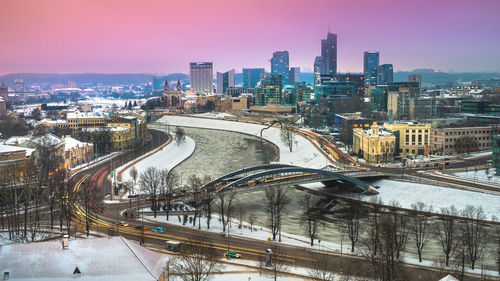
[342,179,500,220]
[451,168,500,184]
[190,112,235,119]
[117,135,195,194]
[158,116,330,168]
[144,211,351,253]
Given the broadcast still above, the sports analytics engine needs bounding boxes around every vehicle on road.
[151,227,166,233]
[224,251,241,259]
[135,225,147,230]
[116,222,129,227]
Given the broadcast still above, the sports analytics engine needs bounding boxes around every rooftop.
[0,236,168,281]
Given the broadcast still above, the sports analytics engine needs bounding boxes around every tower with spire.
[0,81,8,101]
[163,78,184,108]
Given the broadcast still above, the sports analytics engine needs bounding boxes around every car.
[151,227,166,233]
[116,222,129,227]
[224,251,241,259]
[135,225,147,230]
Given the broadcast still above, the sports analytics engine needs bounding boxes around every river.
[171,127,498,271]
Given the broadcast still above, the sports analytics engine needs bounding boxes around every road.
[66,127,492,281]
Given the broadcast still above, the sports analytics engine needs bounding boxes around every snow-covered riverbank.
[158,116,330,168]
[117,134,195,193]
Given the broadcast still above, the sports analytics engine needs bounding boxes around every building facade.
[289,67,300,85]
[333,74,365,96]
[353,123,396,163]
[216,69,235,94]
[430,126,498,155]
[383,122,431,158]
[321,32,337,75]
[493,135,500,174]
[363,52,379,87]
[271,51,289,85]
[189,62,213,93]
[387,82,421,120]
[243,68,265,88]
[408,74,422,86]
[254,74,282,106]
[377,64,393,85]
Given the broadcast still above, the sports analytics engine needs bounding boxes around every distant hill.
[394,71,500,84]
[0,73,189,86]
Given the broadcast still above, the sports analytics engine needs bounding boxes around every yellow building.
[0,144,34,181]
[383,122,431,158]
[352,123,396,163]
[66,111,107,131]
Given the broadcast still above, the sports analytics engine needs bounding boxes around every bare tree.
[366,197,384,257]
[247,213,257,232]
[300,194,324,246]
[343,199,363,252]
[175,127,186,146]
[462,205,486,270]
[410,201,432,263]
[280,124,296,152]
[259,246,290,281]
[436,205,459,267]
[139,167,161,218]
[215,192,237,233]
[237,206,245,229]
[492,215,500,275]
[187,175,203,228]
[389,200,409,260]
[129,166,138,192]
[307,253,336,281]
[160,169,178,221]
[264,186,290,241]
[170,239,222,281]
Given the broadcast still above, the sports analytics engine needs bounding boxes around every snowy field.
[158,116,330,168]
[452,168,500,184]
[117,135,195,193]
[343,179,500,220]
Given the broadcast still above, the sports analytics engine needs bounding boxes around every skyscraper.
[363,52,380,87]
[243,68,265,88]
[271,51,289,85]
[189,62,213,93]
[377,64,393,85]
[216,69,235,94]
[289,67,300,85]
[314,56,329,85]
[321,32,337,75]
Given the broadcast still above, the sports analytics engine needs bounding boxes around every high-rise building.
[321,32,337,75]
[216,69,235,94]
[333,74,365,96]
[289,67,300,85]
[271,51,289,85]
[242,68,265,88]
[377,64,393,85]
[314,56,330,85]
[387,82,421,120]
[189,62,213,93]
[363,52,380,87]
[254,74,282,106]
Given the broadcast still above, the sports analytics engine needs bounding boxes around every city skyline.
[1,0,499,75]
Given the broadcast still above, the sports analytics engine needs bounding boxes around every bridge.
[201,164,384,195]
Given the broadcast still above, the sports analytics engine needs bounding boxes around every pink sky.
[0,0,499,74]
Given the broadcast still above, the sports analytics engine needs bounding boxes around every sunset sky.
[0,0,499,75]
